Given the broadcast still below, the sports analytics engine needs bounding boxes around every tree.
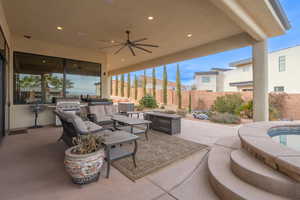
[110,76,113,95]
[121,74,125,97]
[176,64,182,109]
[45,74,73,89]
[188,92,192,113]
[19,75,41,90]
[152,68,156,99]
[19,74,74,91]
[115,75,119,96]
[134,74,138,100]
[127,72,131,98]
[143,70,147,96]
[163,65,168,105]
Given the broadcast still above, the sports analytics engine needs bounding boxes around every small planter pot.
[64,146,105,184]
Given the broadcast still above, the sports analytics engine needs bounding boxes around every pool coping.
[238,121,300,182]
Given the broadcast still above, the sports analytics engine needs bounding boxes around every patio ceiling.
[2,0,289,75]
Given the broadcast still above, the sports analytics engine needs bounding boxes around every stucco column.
[101,64,110,98]
[252,40,269,121]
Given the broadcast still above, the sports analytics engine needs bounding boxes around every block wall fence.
[110,82,300,120]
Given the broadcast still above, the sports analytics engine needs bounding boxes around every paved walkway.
[0,119,238,200]
[179,119,239,146]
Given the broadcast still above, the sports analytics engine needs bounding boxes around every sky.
[121,0,300,86]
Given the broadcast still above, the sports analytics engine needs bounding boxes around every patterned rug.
[112,131,208,181]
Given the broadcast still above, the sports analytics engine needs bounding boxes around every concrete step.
[208,146,291,200]
[231,149,300,199]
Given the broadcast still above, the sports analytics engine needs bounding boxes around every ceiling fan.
[99,30,159,56]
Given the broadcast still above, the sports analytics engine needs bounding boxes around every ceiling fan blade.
[113,45,126,55]
[134,46,152,53]
[99,44,123,50]
[131,38,147,43]
[128,45,136,56]
[134,43,159,48]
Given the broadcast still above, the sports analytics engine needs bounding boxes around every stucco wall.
[223,65,252,91]
[195,74,217,91]
[205,45,300,93]
[268,46,300,93]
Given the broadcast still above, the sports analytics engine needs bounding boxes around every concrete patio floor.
[0,119,238,200]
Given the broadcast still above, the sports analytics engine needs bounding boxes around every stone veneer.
[238,121,300,182]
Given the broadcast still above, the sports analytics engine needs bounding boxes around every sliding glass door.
[0,56,4,141]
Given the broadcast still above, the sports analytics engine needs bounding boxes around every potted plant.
[64,134,105,184]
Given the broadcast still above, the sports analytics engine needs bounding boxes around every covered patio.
[0,0,291,200]
[0,119,237,200]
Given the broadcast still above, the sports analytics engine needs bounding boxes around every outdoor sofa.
[87,102,119,127]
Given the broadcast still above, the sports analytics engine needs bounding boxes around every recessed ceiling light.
[148,16,154,20]
[111,40,115,43]
[57,26,63,31]
[24,35,31,39]
[187,33,192,38]
[121,58,125,62]
[42,60,46,63]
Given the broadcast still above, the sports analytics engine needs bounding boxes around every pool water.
[269,127,300,151]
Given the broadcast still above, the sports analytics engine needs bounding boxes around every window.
[14,52,101,104]
[65,59,101,98]
[202,76,210,83]
[242,88,253,92]
[279,135,287,146]
[278,56,286,72]
[274,86,284,92]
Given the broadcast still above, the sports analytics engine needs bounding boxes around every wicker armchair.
[54,110,112,147]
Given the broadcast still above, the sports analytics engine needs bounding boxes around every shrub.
[139,94,158,108]
[176,109,187,117]
[212,94,244,115]
[269,93,287,120]
[210,112,241,124]
[135,104,144,111]
[238,100,253,119]
[72,134,103,154]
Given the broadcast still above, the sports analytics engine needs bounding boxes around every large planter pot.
[64,146,105,184]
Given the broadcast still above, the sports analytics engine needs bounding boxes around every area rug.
[112,131,208,181]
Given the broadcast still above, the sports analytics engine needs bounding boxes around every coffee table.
[101,130,139,178]
[112,115,151,140]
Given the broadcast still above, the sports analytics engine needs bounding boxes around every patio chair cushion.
[89,105,105,121]
[60,111,89,133]
[84,121,103,133]
[88,105,112,123]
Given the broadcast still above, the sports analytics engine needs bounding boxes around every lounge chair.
[54,110,111,146]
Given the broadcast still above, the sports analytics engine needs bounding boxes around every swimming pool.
[268,126,300,151]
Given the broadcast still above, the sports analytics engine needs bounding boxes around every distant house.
[194,68,231,92]
[194,45,300,93]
